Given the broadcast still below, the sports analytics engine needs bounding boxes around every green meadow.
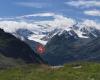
[0,62,100,80]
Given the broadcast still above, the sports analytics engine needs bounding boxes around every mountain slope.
[0,29,45,67]
[44,31,100,65]
[1,20,100,66]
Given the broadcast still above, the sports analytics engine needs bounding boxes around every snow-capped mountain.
[0,14,100,46]
[0,21,100,46]
[0,14,100,65]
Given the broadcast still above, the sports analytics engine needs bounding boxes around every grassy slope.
[0,62,100,80]
[0,53,26,68]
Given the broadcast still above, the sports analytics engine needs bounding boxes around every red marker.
[36,44,45,54]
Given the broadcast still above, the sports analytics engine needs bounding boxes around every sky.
[0,0,99,20]
[0,0,100,33]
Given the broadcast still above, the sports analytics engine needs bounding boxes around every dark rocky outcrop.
[0,29,45,67]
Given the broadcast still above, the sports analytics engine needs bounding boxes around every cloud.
[0,21,34,33]
[0,17,15,21]
[33,13,76,28]
[15,13,76,28]
[84,9,100,16]
[15,2,48,8]
[0,13,56,21]
[0,13,76,33]
[0,13,99,33]
[0,13,76,43]
[19,13,55,18]
[66,1,100,8]
[82,19,100,30]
